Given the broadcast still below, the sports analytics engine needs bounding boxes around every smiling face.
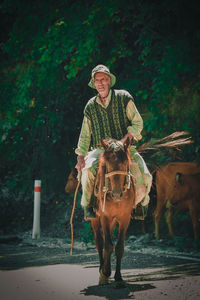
[94,72,111,98]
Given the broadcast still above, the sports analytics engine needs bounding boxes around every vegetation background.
[0,0,200,244]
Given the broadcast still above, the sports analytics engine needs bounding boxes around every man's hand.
[121,133,137,144]
[75,155,85,172]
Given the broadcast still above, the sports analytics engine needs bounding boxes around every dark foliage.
[0,0,200,237]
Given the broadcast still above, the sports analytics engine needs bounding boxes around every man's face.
[94,72,111,98]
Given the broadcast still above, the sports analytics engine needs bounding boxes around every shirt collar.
[96,89,112,108]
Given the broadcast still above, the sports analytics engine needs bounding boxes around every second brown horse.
[91,136,135,286]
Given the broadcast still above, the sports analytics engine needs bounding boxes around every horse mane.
[94,152,106,199]
[101,138,132,162]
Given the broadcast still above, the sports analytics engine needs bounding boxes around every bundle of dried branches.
[137,131,194,171]
[137,131,193,153]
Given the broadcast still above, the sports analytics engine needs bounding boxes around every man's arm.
[126,100,143,141]
[75,116,92,172]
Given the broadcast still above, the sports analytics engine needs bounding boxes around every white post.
[32,180,41,239]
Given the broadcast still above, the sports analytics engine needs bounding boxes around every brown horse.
[91,136,135,287]
[65,167,80,194]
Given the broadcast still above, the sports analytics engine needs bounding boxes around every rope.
[102,188,108,212]
[70,172,81,256]
[105,170,128,178]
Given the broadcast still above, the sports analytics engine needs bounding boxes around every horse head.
[100,135,132,200]
[65,168,79,194]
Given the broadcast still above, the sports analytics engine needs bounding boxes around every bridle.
[99,139,135,212]
[101,163,132,212]
[104,169,132,190]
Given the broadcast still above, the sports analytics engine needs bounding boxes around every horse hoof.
[99,279,109,286]
[99,269,109,285]
[113,280,126,289]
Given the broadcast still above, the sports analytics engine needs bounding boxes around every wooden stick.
[70,173,81,256]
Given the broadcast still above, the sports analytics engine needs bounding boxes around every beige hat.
[88,64,116,89]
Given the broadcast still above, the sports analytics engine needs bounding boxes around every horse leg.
[114,217,130,287]
[99,215,114,285]
[141,220,146,234]
[91,218,104,270]
[189,201,199,242]
[154,203,163,240]
[165,207,175,238]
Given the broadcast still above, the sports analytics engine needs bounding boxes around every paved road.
[0,238,200,300]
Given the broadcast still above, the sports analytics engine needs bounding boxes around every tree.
[0,0,199,232]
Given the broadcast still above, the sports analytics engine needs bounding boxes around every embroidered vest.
[84,89,132,148]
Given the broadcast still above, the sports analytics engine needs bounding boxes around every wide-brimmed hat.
[88,64,116,89]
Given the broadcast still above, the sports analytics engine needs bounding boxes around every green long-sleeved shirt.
[75,89,143,156]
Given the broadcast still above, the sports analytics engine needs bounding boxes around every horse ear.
[101,138,109,150]
[123,136,131,151]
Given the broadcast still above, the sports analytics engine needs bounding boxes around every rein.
[105,170,128,178]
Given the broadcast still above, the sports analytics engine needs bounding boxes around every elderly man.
[75,64,152,220]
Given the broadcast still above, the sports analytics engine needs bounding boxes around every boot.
[83,193,97,220]
[84,206,96,220]
[134,203,148,220]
